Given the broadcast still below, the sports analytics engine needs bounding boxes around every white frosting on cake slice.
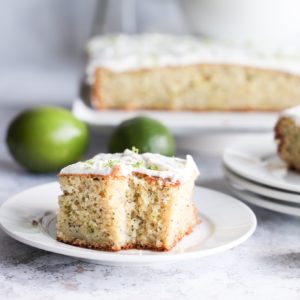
[86,34,300,83]
[280,105,300,125]
[60,149,200,183]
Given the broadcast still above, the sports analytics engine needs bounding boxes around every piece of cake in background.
[56,149,200,251]
[85,34,300,111]
[275,106,300,172]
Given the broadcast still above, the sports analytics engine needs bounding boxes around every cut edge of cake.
[56,150,200,251]
[91,64,300,111]
[275,105,300,172]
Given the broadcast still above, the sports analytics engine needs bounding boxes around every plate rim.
[223,135,300,193]
[72,98,277,134]
[0,182,257,264]
[224,166,300,204]
[228,185,300,217]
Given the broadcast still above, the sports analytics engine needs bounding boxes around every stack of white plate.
[223,135,300,217]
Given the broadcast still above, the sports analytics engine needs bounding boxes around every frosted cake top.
[60,149,200,183]
[86,33,300,83]
[280,105,300,125]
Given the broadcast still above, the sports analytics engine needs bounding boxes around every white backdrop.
[0,0,185,106]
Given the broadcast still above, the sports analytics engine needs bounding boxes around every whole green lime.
[6,106,89,173]
[108,116,175,156]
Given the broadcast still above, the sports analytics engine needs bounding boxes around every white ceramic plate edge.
[0,220,257,265]
[223,135,300,193]
[228,185,300,217]
[72,98,277,134]
[224,167,300,204]
[0,182,257,265]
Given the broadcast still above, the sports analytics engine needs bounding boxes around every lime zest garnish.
[132,161,144,168]
[103,160,120,168]
[148,165,159,171]
[131,146,139,154]
[85,159,94,166]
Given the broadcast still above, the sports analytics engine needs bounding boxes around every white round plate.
[228,184,300,217]
[0,182,256,266]
[72,98,277,135]
[224,167,300,204]
[223,135,300,193]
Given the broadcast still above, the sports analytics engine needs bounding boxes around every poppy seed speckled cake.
[56,149,200,251]
[275,106,300,172]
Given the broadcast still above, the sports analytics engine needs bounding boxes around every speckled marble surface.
[0,107,300,300]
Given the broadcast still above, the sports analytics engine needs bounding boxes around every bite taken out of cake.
[275,105,300,172]
[56,149,200,251]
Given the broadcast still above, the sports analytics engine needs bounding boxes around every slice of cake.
[56,149,200,251]
[86,34,300,111]
[275,106,300,171]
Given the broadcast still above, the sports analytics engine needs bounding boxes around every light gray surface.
[1,107,300,299]
[0,0,97,105]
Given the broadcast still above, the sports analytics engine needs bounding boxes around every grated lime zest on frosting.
[60,149,199,183]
